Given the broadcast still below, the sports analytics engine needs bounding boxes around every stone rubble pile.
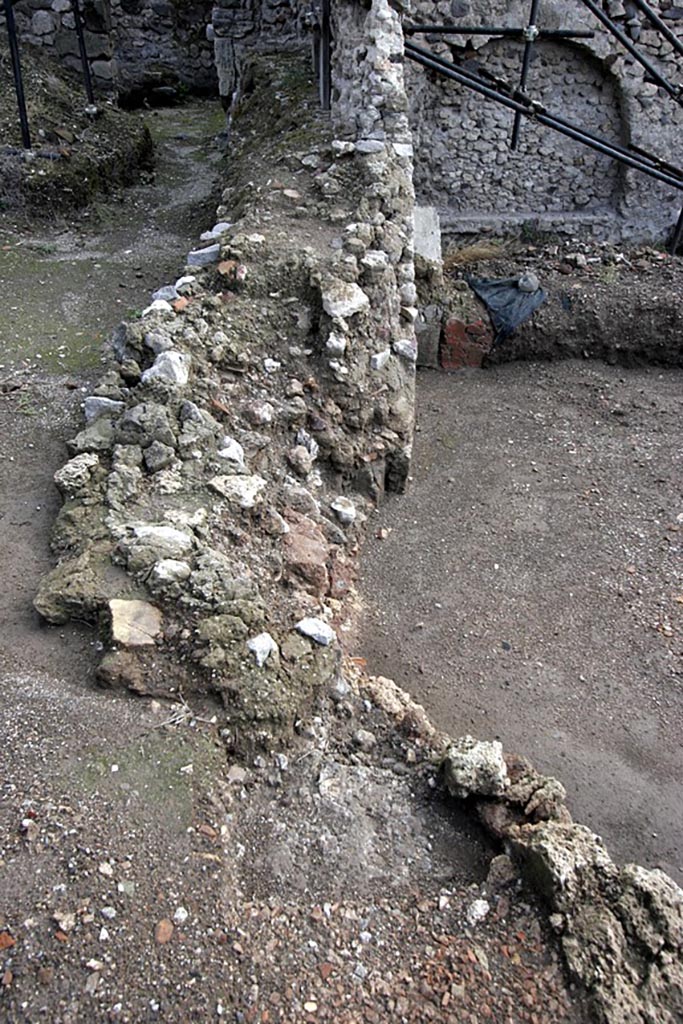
[35,23,416,746]
[366,675,683,1024]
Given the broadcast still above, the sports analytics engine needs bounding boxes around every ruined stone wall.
[4,0,116,87]
[212,0,417,492]
[406,0,683,241]
[2,0,216,97]
[36,0,417,740]
[211,0,310,104]
[109,0,216,100]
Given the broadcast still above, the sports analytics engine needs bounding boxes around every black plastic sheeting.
[467,276,546,346]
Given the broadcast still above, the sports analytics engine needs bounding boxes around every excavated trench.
[0,98,224,722]
[0,101,224,375]
[358,352,683,887]
[2,32,681,1016]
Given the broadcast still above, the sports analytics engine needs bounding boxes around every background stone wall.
[211,0,309,104]
[4,0,116,86]
[2,0,216,98]
[406,0,683,241]
[110,0,216,101]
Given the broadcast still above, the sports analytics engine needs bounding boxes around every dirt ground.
[0,101,224,376]
[358,360,683,886]
[0,392,588,1024]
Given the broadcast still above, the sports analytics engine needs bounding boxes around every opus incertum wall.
[1,0,216,98]
[406,0,683,242]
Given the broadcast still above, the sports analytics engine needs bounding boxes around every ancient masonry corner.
[32,1,683,1022]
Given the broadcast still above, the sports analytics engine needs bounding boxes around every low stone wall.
[35,0,417,740]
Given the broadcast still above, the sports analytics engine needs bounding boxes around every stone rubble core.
[35,2,417,747]
[34,1,682,1022]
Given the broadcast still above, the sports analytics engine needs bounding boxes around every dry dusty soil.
[359,360,683,886]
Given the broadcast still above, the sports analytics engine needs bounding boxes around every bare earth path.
[358,361,683,886]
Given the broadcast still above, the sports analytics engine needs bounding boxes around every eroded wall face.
[407,0,683,241]
[211,0,309,102]
[213,0,418,494]
[2,0,216,97]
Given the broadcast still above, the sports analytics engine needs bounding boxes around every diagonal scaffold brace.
[576,0,683,104]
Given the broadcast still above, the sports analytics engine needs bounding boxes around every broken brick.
[440,317,493,370]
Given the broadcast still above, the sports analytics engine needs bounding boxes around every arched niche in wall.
[406,37,628,235]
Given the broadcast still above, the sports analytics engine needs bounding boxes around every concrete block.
[414,206,442,266]
[415,320,441,369]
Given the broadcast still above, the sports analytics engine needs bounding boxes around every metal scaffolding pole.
[3,0,31,148]
[511,0,541,150]
[404,24,594,39]
[671,205,683,253]
[71,0,95,104]
[577,0,683,103]
[628,0,683,61]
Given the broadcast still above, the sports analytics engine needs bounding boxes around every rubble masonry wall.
[406,0,683,241]
[2,0,216,97]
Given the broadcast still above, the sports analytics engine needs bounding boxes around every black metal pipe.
[404,42,683,192]
[3,0,31,148]
[406,39,683,181]
[670,206,683,253]
[629,0,683,61]
[404,24,595,39]
[511,0,541,150]
[627,140,683,178]
[577,0,682,104]
[71,0,95,104]
[320,0,331,111]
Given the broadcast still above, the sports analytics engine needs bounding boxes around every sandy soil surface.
[358,360,683,886]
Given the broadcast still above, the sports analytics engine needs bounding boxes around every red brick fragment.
[440,317,493,370]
